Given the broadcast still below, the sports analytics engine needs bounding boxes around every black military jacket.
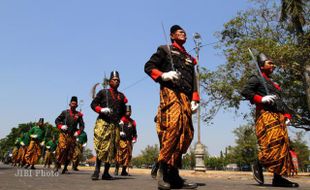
[144,43,199,100]
[55,109,85,135]
[241,74,288,113]
[91,88,127,123]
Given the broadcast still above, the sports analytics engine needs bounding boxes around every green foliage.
[204,124,257,170]
[82,148,94,162]
[182,148,196,169]
[230,124,258,167]
[200,0,310,125]
[290,131,310,171]
[131,144,159,168]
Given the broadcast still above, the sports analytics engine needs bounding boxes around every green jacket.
[21,132,30,146]
[29,126,43,141]
[14,138,22,148]
[45,140,57,152]
[77,131,87,145]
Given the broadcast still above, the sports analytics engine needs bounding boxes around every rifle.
[248,48,310,131]
[161,22,181,81]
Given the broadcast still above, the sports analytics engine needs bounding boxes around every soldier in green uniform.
[44,136,57,168]
[72,131,87,171]
[24,118,45,169]
[17,130,30,167]
[12,137,22,166]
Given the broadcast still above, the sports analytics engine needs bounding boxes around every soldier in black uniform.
[91,71,128,180]
[54,96,85,174]
[241,53,299,187]
[115,105,137,176]
[144,25,199,190]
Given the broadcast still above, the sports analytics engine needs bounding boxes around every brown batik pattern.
[256,110,292,176]
[157,87,194,167]
[55,133,75,164]
[25,140,41,165]
[116,139,132,167]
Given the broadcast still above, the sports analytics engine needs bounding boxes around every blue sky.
[1,0,308,156]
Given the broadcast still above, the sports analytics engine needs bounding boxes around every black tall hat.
[110,70,120,80]
[71,96,78,103]
[38,118,44,123]
[257,53,270,67]
[170,25,183,34]
[126,105,131,112]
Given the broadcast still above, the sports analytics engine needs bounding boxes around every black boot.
[102,163,113,180]
[157,162,170,190]
[151,162,159,179]
[91,158,101,180]
[169,167,197,189]
[53,162,60,173]
[252,160,264,185]
[72,162,79,171]
[114,164,119,176]
[272,174,299,187]
[121,166,129,176]
[30,165,36,170]
[61,160,69,174]
[24,164,30,169]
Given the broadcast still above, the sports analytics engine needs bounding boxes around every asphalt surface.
[0,163,309,190]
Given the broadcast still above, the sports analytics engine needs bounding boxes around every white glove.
[46,146,51,149]
[30,134,38,138]
[132,139,136,144]
[52,151,56,154]
[161,71,180,82]
[191,101,199,113]
[20,141,25,146]
[61,125,68,130]
[285,118,291,126]
[119,120,124,127]
[74,131,79,137]
[40,141,45,146]
[82,143,87,147]
[76,138,79,142]
[120,131,126,137]
[101,107,111,114]
[261,95,277,104]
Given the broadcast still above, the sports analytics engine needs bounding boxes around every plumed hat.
[110,70,120,80]
[126,105,131,112]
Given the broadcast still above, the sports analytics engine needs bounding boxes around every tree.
[200,0,310,127]
[131,144,159,168]
[182,148,195,169]
[280,0,310,111]
[230,124,258,167]
[290,131,310,171]
[82,148,94,162]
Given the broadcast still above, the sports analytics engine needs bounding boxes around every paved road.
[0,163,309,190]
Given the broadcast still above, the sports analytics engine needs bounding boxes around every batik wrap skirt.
[256,110,292,176]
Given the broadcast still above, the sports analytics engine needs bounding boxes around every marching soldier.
[55,96,85,174]
[17,129,30,167]
[144,25,199,189]
[44,136,57,169]
[24,118,45,169]
[72,130,88,171]
[115,105,137,176]
[241,52,299,187]
[91,71,127,180]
